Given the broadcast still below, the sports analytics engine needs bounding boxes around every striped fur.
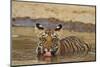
[60,36,89,56]
[36,33,90,57]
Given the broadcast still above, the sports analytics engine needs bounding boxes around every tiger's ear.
[55,24,62,31]
[36,23,44,30]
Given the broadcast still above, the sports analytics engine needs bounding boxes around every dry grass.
[12,1,95,24]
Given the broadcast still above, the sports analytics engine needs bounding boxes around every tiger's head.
[36,23,62,57]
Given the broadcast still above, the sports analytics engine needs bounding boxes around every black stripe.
[74,37,89,55]
[63,39,69,54]
[68,37,77,55]
[69,37,80,56]
[73,37,83,55]
[60,39,66,55]
[65,37,75,56]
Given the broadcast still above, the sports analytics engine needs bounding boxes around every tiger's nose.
[43,48,52,57]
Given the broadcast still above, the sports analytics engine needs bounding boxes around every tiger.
[35,23,90,57]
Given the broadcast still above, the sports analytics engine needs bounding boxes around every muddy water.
[12,52,95,66]
[12,36,96,66]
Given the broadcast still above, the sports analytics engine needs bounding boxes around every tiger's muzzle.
[36,43,59,57]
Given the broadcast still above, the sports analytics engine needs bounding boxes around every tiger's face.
[36,23,62,57]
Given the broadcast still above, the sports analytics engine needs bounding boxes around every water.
[12,36,95,66]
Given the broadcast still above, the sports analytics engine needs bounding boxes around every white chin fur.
[44,48,48,52]
[51,33,56,37]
